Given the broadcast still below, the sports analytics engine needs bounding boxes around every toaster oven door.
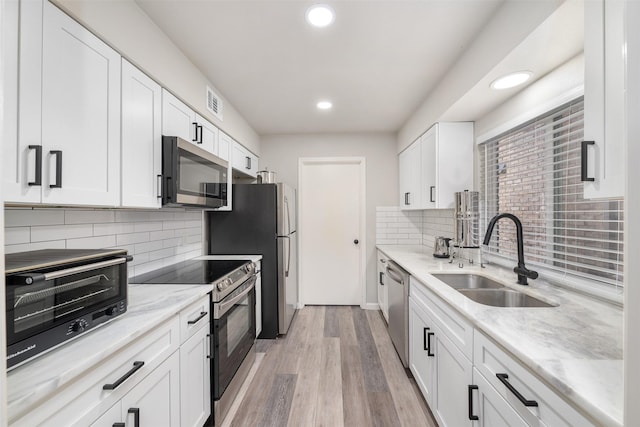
[5,257,127,348]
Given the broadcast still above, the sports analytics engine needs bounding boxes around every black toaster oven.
[5,249,131,370]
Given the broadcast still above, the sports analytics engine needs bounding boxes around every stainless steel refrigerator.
[207,183,297,338]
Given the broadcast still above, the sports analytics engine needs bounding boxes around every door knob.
[354,239,359,245]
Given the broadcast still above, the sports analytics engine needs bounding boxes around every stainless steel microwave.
[162,136,229,208]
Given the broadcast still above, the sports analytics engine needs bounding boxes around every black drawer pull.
[468,385,479,420]
[28,145,42,186]
[581,140,595,182]
[128,408,140,427]
[496,373,538,407]
[113,423,125,427]
[379,272,384,286]
[188,311,208,325]
[430,186,435,202]
[103,361,144,390]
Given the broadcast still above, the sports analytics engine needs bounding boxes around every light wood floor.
[227,306,438,426]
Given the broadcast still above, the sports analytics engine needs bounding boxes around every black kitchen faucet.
[483,213,538,285]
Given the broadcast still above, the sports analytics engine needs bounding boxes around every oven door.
[5,257,128,363]
[212,275,256,399]
[163,136,228,208]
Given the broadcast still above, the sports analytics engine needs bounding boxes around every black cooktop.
[130,259,248,285]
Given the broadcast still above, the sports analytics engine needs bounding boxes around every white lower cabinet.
[377,251,389,322]
[180,325,211,427]
[409,297,472,427]
[90,351,181,427]
[409,276,595,427]
[470,367,527,427]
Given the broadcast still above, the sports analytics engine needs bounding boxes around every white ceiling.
[136,0,582,136]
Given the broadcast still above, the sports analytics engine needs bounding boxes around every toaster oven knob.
[71,320,85,333]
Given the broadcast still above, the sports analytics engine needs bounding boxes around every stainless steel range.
[131,258,257,426]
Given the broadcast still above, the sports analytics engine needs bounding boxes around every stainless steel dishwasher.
[386,260,409,368]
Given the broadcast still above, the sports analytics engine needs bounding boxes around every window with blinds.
[479,97,624,289]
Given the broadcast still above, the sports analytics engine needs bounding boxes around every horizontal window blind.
[479,97,624,288]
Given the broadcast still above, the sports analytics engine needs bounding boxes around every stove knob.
[245,263,255,274]
[217,278,233,291]
[71,321,85,333]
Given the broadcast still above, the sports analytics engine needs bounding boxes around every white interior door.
[299,158,365,306]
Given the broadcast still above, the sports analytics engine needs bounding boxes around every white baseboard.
[362,303,380,310]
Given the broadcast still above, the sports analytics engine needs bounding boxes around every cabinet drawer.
[12,316,180,427]
[180,295,210,344]
[474,331,594,427]
[410,276,473,360]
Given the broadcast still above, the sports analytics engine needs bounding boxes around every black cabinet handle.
[496,373,538,407]
[103,361,144,390]
[49,150,62,188]
[427,331,434,356]
[404,192,410,205]
[581,141,595,182]
[379,272,384,286]
[430,186,435,202]
[192,122,199,142]
[188,311,208,325]
[28,145,42,186]
[423,327,430,351]
[197,125,203,144]
[113,423,125,427]
[246,156,251,170]
[468,385,479,420]
[207,333,213,359]
[128,408,140,427]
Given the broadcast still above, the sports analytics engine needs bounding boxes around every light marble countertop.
[7,254,263,421]
[378,245,623,427]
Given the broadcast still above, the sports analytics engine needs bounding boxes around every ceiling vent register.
[207,86,223,121]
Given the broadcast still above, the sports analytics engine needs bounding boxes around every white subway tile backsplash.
[66,235,117,249]
[5,240,66,254]
[31,224,93,242]
[5,208,65,227]
[65,209,115,224]
[5,227,30,245]
[5,206,204,279]
[94,222,136,236]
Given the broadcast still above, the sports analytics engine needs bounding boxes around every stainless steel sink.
[457,289,557,308]
[432,274,505,290]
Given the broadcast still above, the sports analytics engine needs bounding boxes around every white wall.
[52,0,260,155]
[625,1,640,425]
[397,0,560,152]
[4,208,203,278]
[260,133,398,304]
[475,54,584,142]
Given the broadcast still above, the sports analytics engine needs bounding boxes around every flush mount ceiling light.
[490,72,532,90]
[306,4,335,27]
[317,101,333,110]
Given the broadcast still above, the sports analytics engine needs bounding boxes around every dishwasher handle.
[385,264,406,285]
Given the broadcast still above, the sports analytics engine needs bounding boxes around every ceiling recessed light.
[490,72,532,90]
[317,101,332,110]
[306,4,335,27]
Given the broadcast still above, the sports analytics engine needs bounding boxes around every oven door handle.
[215,277,256,319]
[11,257,129,285]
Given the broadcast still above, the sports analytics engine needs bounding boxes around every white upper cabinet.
[399,122,473,210]
[423,122,474,209]
[399,139,422,210]
[196,113,218,155]
[583,0,625,199]
[229,133,259,178]
[121,59,162,208]
[218,129,232,161]
[8,1,121,207]
[162,89,197,142]
[2,0,23,202]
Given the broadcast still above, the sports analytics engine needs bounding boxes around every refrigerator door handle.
[284,196,291,236]
[281,235,291,277]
